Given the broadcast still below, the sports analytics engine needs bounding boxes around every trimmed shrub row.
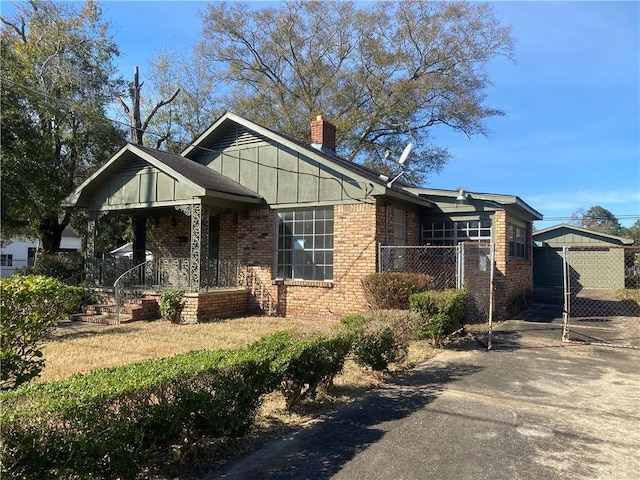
[1,283,467,479]
[0,330,354,479]
[1,350,272,479]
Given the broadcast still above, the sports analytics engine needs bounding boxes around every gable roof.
[64,143,263,208]
[533,224,633,245]
[181,111,435,208]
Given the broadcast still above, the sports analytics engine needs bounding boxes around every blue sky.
[4,1,639,228]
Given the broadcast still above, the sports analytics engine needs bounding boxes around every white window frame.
[422,220,491,246]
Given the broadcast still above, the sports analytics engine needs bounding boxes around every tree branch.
[141,88,180,134]
[1,16,27,43]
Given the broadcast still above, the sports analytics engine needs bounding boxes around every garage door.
[568,247,625,289]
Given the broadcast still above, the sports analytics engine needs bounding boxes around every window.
[27,248,37,267]
[276,207,333,281]
[422,220,491,246]
[508,224,528,259]
[1,254,13,267]
[393,209,407,246]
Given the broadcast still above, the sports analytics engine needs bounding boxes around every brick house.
[64,112,542,322]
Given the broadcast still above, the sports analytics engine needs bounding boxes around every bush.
[409,289,467,346]
[361,272,434,309]
[351,320,408,371]
[340,313,373,330]
[248,331,352,409]
[15,253,84,282]
[159,289,185,323]
[1,275,83,390]
[0,349,272,480]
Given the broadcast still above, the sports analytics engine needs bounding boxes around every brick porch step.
[82,297,159,322]
[69,312,133,325]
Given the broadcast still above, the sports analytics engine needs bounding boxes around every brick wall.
[152,203,418,320]
[154,215,191,258]
[493,209,534,319]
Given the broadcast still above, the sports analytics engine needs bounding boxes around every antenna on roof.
[381,140,414,188]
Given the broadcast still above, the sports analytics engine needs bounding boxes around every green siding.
[199,133,372,207]
[88,162,200,210]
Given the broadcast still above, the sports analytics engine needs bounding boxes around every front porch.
[61,142,273,322]
[82,257,279,323]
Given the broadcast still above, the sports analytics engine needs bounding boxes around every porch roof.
[63,143,264,211]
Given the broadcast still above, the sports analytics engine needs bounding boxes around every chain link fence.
[562,246,640,348]
[378,243,495,328]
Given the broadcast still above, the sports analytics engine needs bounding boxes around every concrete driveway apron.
[215,312,640,480]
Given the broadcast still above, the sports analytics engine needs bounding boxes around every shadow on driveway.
[214,361,485,480]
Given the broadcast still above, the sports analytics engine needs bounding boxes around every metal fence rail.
[562,245,640,348]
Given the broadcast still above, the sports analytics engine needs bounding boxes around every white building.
[0,228,82,277]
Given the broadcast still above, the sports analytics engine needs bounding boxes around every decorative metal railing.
[90,257,249,291]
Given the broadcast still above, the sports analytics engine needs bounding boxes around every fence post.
[562,246,570,342]
[455,245,461,289]
[488,243,495,350]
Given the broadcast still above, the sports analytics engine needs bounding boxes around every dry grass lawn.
[39,314,461,478]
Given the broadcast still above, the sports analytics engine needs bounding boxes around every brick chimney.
[310,115,336,155]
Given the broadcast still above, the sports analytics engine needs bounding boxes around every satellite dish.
[397,142,414,167]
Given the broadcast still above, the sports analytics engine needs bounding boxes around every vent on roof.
[214,125,267,150]
[119,158,149,174]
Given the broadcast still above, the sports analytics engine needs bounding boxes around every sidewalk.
[212,312,640,480]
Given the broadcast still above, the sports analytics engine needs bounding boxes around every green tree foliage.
[624,220,640,245]
[571,206,624,236]
[195,0,513,183]
[0,0,125,251]
[1,275,83,390]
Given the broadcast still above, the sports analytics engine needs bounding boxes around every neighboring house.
[0,228,82,278]
[533,224,633,289]
[63,112,542,322]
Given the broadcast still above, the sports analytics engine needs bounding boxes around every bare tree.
[118,65,180,147]
[196,0,514,183]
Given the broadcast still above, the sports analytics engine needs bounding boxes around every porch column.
[189,204,211,291]
[86,213,97,284]
[132,215,147,265]
[175,204,211,291]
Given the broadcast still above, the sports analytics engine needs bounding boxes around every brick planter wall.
[181,288,251,324]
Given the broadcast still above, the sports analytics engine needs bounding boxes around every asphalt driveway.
[212,308,640,480]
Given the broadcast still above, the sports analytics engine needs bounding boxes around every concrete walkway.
[212,309,640,480]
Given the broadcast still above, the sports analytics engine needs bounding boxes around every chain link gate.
[379,243,495,347]
[562,245,640,348]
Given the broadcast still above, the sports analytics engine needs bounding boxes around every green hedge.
[0,350,272,480]
[409,289,467,345]
[248,331,352,409]
[1,306,445,478]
